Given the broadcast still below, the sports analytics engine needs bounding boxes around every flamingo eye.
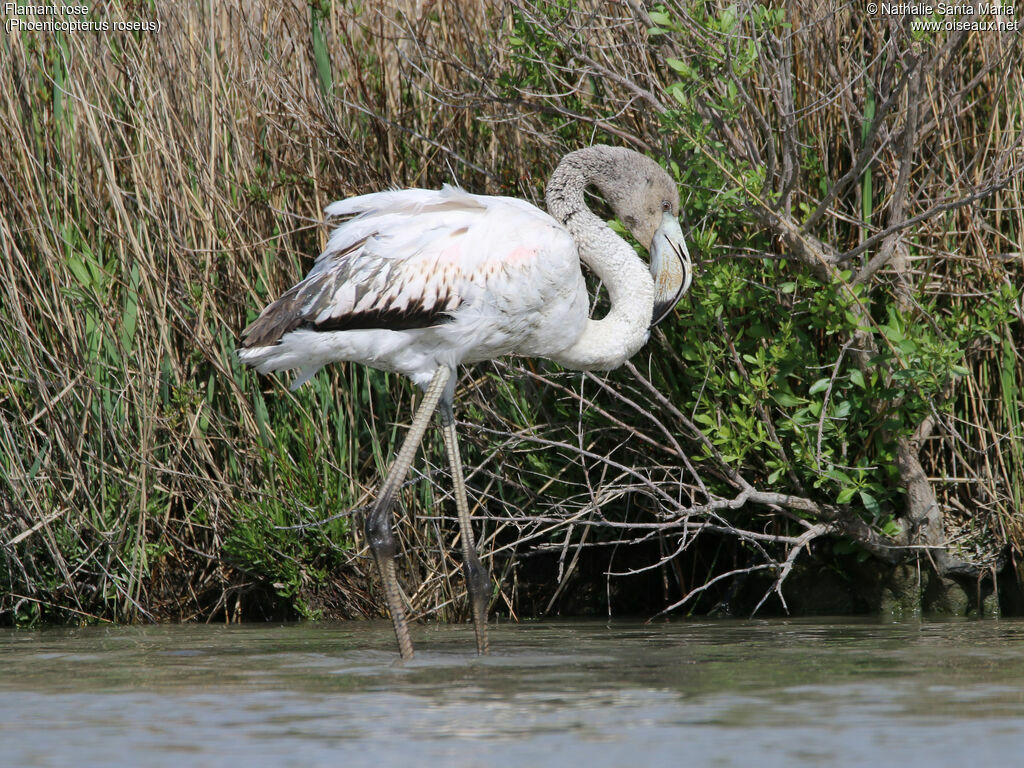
[661,200,671,213]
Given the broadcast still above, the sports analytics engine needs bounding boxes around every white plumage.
[238,146,692,659]
[240,184,589,389]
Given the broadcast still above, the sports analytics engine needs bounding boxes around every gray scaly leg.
[365,365,451,660]
[440,399,490,655]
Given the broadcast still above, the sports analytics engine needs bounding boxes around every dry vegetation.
[1,0,1022,626]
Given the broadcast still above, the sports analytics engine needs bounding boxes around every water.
[2,618,1024,767]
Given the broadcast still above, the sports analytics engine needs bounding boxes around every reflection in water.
[2,618,1024,767]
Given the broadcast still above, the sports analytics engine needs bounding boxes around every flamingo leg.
[365,365,451,660]
[440,399,491,655]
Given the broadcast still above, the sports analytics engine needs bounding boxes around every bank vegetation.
[1,0,1022,625]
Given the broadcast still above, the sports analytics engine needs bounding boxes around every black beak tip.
[651,300,674,328]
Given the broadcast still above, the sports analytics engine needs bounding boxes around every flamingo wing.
[241,185,573,349]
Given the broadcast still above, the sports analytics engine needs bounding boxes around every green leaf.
[836,487,857,504]
[859,490,881,516]
[310,8,334,99]
[693,412,716,427]
[849,369,865,389]
[826,468,853,486]
[720,6,737,32]
[667,83,688,106]
[809,377,830,395]
[666,58,691,75]
[67,255,92,288]
[881,324,903,343]
[774,392,804,407]
[881,518,903,537]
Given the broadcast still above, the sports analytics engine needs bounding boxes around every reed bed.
[1,0,1021,624]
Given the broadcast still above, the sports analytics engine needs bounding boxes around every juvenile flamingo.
[238,145,692,659]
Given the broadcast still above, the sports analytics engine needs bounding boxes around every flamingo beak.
[649,212,693,327]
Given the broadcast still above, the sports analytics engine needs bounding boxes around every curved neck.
[545,150,655,371]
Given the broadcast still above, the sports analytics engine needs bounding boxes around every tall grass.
[0,2,487,622]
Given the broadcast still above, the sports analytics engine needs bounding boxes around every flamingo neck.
[545,152,655,371]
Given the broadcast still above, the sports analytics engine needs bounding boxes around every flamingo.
[238,145,692,659]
